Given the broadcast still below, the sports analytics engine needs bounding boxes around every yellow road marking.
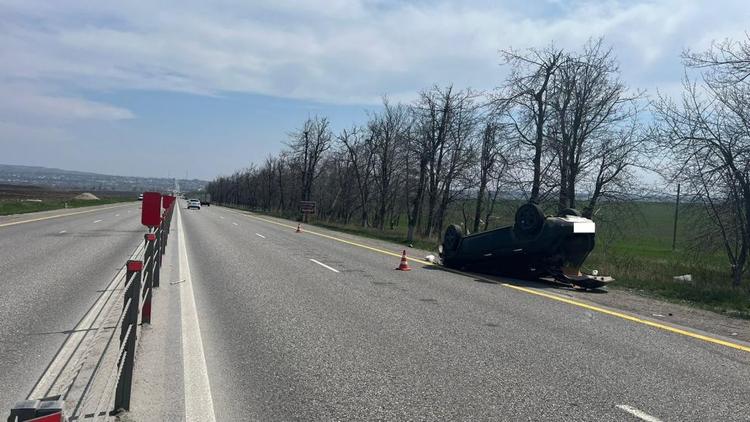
[0,204,133,228]
[221,207,750,354]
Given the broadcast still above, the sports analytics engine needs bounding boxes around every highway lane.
[0,203,143,413]
[182,205,750,421]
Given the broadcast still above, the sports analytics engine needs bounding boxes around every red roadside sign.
[300,200,316,214]
[162,195,175,209]
[141,192,162,227]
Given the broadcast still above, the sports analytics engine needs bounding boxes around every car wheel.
[515,203,545,236]
[442,224,463,256]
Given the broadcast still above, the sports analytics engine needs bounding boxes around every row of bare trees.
[654,36,750,286]
[208,36,750,287]
[210,39,644,238]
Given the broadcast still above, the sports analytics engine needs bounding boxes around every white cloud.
[0,0,748,106]
[4,89,134,121]
[0,120,69,143]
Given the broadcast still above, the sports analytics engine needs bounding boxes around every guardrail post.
[142,234,156,324]
[114,260,141,413]
[160,220,166,258]
[153,227,161,289]
[162,208,171,251]
[162,211,169,250]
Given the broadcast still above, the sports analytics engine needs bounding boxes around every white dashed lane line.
[58,230,67,234]
[255,233,265,239]
[93,220,102,224]
[616,405,663,422]
[310,259,340,273]
[232,222,238,226]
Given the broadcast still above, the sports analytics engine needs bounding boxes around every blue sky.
[1,0,748,180]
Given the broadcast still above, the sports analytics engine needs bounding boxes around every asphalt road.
[0,203,143,413]
[178,205,750,421]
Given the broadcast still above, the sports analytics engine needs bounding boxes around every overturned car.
[439,203,613,289]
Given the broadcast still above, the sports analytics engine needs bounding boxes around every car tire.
[442,224,463,255]
[514,203,545,236]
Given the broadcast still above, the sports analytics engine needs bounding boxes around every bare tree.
[654,36,750,287]
[370,98,410,230]
[339,126,376,227]
[434,89,480,237]
[287,116,332,219]
[501,46,564,202]
[406,85,455,241]
[580,121,645,218]
[421,85,456,238]
[472,109,514,232]
[405,118,428,243]
[473,119,499,232]
[548,39,644,213]
[683,35,750,84]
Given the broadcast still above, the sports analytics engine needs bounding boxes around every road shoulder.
[128,225,186,421]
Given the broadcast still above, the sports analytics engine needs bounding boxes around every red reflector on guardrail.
[27,412,63,422]
[127,260,143,272]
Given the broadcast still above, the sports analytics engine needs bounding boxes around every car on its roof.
[439,202,612,289]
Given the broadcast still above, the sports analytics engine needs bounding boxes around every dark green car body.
[440,203,612,289]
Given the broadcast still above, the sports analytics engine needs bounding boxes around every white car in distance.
[187,199,201,210]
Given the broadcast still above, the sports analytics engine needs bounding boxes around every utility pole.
[672,183,680,251]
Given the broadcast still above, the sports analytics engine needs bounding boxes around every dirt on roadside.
[562,286,750,343]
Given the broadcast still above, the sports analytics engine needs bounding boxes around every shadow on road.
[420,263,608,294]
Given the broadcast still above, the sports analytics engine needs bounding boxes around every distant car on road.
[138,193,143,201]
[187,199,201,210]
[200,199,211,206]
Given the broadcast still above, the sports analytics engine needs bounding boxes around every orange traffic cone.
[396,250,411,271]
[296,223,302,233]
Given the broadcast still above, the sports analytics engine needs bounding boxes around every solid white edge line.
[616,405,663,422]
[176,206,217,422]
[255,233,265,239]
[309,258,340,273]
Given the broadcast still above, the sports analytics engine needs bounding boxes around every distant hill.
[0,164,207,192]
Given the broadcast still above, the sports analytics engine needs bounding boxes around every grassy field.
[0,184,136,215]
[583,203,750,319]
[230,200,750,319]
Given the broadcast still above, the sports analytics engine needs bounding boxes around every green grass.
[0,198,133,216]
[222,201,750,319]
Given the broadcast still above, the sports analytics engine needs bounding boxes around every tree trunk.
[473,181,486,233]
[408,160,428,243]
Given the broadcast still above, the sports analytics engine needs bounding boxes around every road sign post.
[300,201,316,223]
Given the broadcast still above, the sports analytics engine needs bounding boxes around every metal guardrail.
[7,202,175,422]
